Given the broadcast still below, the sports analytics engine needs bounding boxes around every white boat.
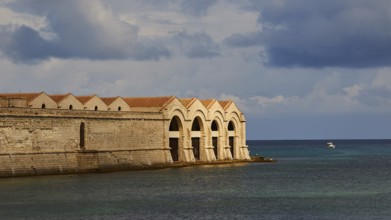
[326,142,335,149]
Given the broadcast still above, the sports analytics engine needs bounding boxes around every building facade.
[0,92,250,177]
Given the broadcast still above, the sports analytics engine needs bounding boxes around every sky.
[1,0,391,140]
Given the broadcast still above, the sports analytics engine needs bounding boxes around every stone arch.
[211,119,219,159]
[94,106,98,111]
[191,115,205,160]
[169,115,183,162]
[227,116,240,159]
[69,105,73,110]
[209,109,224,159]
[213,110,226,122]
[41,103,46,109]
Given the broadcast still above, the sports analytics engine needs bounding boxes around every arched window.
[169,116,182,161]
[211,120,219,159]
[191,117,202,160]
[118,106,122,111]
[69,105,73,110]
[94,106,98,111]
[80,122,85,149]
[228,121,235,159]
[228,121,235,131]
[192,119,201,131]
[41,103,46,109]
[169,118,179,131]
[211,121,218,131]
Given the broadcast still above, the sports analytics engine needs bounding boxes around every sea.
[0,139,390,220]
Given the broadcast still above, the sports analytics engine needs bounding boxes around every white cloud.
[250,95,285,107]
[370,69,391,89]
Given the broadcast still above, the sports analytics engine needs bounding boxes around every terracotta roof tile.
[0,92,42,102]
[75,95,95,104]
[179,98,196,108]
[200,99,215,109]
[100,97,117,105]
[218,100,232,110]
[49,94,70,103]
[123,96,174,108]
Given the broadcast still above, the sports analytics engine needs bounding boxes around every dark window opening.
[169,116,181,162]
[229,137,234,158]
[41,104,46,109]
[69,105,73,110]
[118,106,122,111]
[169,138,179,161]
[211,120,218,131]
[192,138,200,160]
[228,121,235,131]
[169,117,179,131]
[212,137,218,159]
[94,106,98,111]
[192,118,201,131]
[80,122,85,149]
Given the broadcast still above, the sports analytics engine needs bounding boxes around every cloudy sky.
[2,0,391,140]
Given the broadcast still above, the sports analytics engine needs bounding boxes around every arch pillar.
[204,121,220,162]
[184,128,195,162]
[221,129,233,160]
[203,126,216,162]
[238,121,251,160]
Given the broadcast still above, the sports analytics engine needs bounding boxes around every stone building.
[0,92,250,177]
[50,93,84,110]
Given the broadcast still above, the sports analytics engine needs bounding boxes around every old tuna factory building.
[0,92,250,177]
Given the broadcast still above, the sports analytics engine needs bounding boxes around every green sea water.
[0,139,390,219]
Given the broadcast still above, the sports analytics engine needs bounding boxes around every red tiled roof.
[218,100,232,110]
[100,97,117,105]
[0,92,42,102]
[49,93,71,103]
[75,95,95,104]
[123,96,175,108]
[200,99,215,109]
[179,98,196,108]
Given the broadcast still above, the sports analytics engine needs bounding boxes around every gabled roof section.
[0,92,43,102]
[100,97,117,105]
[218,100,233,110]
[200,99,216,109]
[123,96,175,109]
[49,93,71,103]
[75,95,95,104]
[179,98,197,108]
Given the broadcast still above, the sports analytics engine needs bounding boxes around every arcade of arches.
[167,113,250,162]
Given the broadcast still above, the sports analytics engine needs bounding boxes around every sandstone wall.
[0,108,171,177]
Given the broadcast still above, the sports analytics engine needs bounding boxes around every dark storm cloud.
[0,0,170,63]
[224,32,262,48]
[0,25,58,62]
[174,31,220,58]
[226,0,391,68]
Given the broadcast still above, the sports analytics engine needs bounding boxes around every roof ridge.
[49,93,71,103]
[160,96,176,111]
[200,99,216,109]
[219,100,233,110]
[100,96,121,105]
